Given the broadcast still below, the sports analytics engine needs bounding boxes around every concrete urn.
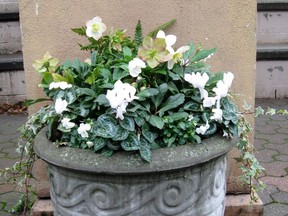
[34,128,236,216]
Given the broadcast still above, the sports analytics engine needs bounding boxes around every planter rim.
[34,128,236,175]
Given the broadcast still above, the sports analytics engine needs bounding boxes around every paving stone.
[271,192,288,204]
[261,161,288,177]
[0,158,19,169]
[276,128,288,134]
[265,143,288,154]
[255,124,280,135]
[255,133,288,144]
[260,176,288,193]
[264,203,288,216]
[2,146,20,159]
[274,154,288,162]
[257,184,279,205]
[255,149,279,163]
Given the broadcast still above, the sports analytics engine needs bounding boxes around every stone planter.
[34,129,236,216]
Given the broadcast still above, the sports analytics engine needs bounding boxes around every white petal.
[156,30,165,38]
[165,35,177,47]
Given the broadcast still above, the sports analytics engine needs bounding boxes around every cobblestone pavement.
[0,99,288,215]
[255,99,288,216]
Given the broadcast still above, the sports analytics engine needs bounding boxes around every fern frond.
[134,20,143,47]
[147,19,176,37]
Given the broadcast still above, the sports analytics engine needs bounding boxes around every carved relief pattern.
[47,155,227,216]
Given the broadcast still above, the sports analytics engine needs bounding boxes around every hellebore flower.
[156,30,177,49]
[86,141,94,148]
[77,123,91,138]
[32,52,59,74]
[166,46,189,70]
[128,58,146,77]
[138,36,171,68]
[196,122,210,135]
[61,118,75,130]
[210,108,223,122]
[49,81,72,90]
[86,16,107,40]
[184,72,209,99]
[55,98,68,114]
[106,80,139,120]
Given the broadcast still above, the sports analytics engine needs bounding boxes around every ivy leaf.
[121,133,139,151]
[148,115,164,129]
[119,116,135,132]
[93,137,106,152]
[158,93,185,117]
[182,42,196,60]
[255,106,264,117]
[112,126,129,141]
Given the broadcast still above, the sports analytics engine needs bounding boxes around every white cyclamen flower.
[203,96,216,108]
[156,30,177,48]
[128,58,146,77]
[49,81,72,90]
[77,123,91,138]
[55,98,68,114]
[210,108,223,123]
[223,72,234,88]
[166,46,189,70]
[196,122,210,135]
[213,80,229,99]
[61,118,75,129]
[106,80,139,120]
[184,72,209,99]
[86,16,107,40]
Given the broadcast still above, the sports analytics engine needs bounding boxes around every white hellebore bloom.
[166,46,189,70]
[210,108,223,123]
[196,122,210,135]
[49,81,72,90]
[77,123,91,138]
[61,118,75,129]
[128,58,146,77]
[184,72,209,99]
[156,30,177,48]
[55,98,68,114]
[86,16,107,40]
[106,80,139,120]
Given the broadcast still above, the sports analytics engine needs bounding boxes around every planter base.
[48,155,226,216]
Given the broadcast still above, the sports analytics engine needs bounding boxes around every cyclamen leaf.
[139,138,152,162]
[148,115,164,129]
[142,129,158,143]
[101,147,113,157]
[121,134,139,151]
[94,121,117,138]
[158,93,185,117]
[95,94,109,106]
[93,137,106,152]
[166,112,189,121]
[113,126,129,141]
[119,116,135,132]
